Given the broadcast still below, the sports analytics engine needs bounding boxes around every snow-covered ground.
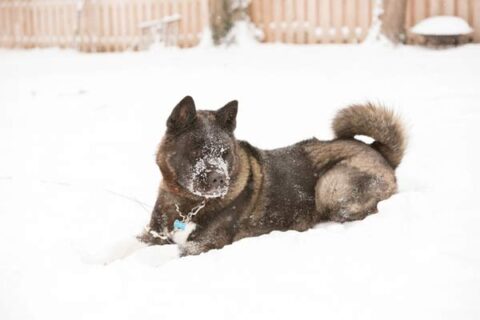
[1,44,480,319]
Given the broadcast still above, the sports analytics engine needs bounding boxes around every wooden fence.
[251,0,480,44]
[0,0,209,51]
[0,0,480,51]
[250,0,374,43]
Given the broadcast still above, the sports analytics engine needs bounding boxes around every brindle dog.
[139,96,406,256]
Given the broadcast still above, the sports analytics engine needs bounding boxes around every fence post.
[429,0,440,16]
[273,0,282,42]
[332,0,343,42]
[474,0,480,42]
[295,0,305,43]
[347,0,357,43]
[319,0,330,43]
[285,0,293,43]
[444,0,455,15]
[305,0,314,43]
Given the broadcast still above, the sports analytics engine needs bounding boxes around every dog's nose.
[207,171,226,189]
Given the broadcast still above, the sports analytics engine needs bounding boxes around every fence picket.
[9,0,14,47]
[347,0,357,42]
[114,0,121,51]
[284,0,293,43]
[186,0,192,45]
[12,0,18,48]
[429,0,441,16]
[457,0,470,24]
[294,0,303,43]
[444,0,456,15]
[179,0,187,46]
[358,0,370,39]
[272,0,281,42]
[318,0,330,43]
[119,1,126,51]
[306,0,316,43]
[415,0,427,22]
[332,0,342,42]
[0,2,4,46]
[474,0,480,41]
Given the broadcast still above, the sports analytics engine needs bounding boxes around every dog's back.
[237,103,406,227]
[232,141,318,238]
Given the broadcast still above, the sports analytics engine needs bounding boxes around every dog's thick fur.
[140,97,406,256]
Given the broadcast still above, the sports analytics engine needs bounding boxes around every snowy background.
[1,43,480,319]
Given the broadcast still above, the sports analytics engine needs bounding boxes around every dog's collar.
[146,199,206,242]
[173,199,206,230]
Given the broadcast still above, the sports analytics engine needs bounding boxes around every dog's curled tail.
[332,103,407,169]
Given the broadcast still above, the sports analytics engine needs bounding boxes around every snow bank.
[226,21,261,47]
[411,16,473,36]
[1,44,480,319]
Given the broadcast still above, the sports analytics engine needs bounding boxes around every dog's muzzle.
[189,158,230,198]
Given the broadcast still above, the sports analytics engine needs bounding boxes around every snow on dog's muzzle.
[188,157,230,198]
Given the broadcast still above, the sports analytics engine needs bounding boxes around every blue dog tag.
[174,219,186,230]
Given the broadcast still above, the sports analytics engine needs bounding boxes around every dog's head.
[157,96,239,199]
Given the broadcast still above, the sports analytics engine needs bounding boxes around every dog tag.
[174,219,186,231]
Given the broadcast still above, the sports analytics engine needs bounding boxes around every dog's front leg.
[178,225,232,256]
[137,192,177,246]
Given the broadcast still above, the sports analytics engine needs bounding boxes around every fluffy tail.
[332,103,407,169]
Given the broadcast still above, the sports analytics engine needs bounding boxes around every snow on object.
[364,0,387,44]
[230,0,250,11]
[411,16,473,36]
[171,221,197,245]
[197,27,214,48]
[187,144,230,198]
[225,21,261,47]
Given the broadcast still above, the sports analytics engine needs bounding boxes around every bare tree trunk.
[209,0,251,45]
[381,0,408,44]
[209,0,234,45]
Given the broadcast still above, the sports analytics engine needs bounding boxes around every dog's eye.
[222,150,230,158]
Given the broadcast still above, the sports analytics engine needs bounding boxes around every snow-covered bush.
[209,0,258,46]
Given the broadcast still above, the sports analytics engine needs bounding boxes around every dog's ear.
[217,100,238,131]
[167,96,196,133]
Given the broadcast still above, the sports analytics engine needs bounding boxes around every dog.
[139,96,406,256]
